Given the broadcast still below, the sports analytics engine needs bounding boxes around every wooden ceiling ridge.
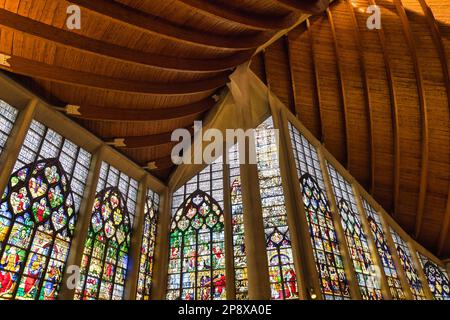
[69,0,273,50]
[0,53,231,95]
[0,8,252,73]
[394,0,429,240]
[277,0,330,14]
[64,97,216,122]
[176,0,300,30]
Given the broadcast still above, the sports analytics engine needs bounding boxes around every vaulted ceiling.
[0,0,449,258]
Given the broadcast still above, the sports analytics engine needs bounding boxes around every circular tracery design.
[168,190,226,300]
[0,159,75,300]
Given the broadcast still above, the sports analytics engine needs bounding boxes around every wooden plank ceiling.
[0,0,328,178]
[253,0,450,258]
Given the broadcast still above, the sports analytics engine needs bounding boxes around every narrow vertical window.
[361,199,406,299]
[0,100,18,157]
[228,144,248,300]
[75,163,138,300]
[136,189,160,300]
[389,228,426,299]
[256,117,298,300]
[288,123,350,300]
[417,252,450,300]
[327,164,382,300]
[0,121,91,300]
[167,158,226,300]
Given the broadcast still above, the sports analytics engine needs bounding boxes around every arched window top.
[171,189,224,234]
[90,186,131,247]
[1,158,76,238]
[300,173,331,214]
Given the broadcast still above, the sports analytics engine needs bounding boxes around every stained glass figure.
[0,100,18,157]
[167,158,226,300]
[361,199,406,299]
[228,144,248,300]
[256,118,298,300]
[390,228,426,299]
[136,189,160,300]
[417,252,450,300]
[75,163,137,300]
[0,120,91,300]
[327,164,382,300]
[288,122,350,300]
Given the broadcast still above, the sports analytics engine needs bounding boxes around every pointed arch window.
[289,122,350,300]
[361,199,406,299]
[256,117,298,300]
[75,163,137,300]
[167,158,226,300]
[0,100,18,156]
[390,228,426,299]
[417,252,450,300]
[136,189,160,300]
[327,164,382,300]
[0,120,91,300]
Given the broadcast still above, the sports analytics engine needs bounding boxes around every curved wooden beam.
[306,18,324,143]
[416,0,450,254]
[177,0,299,30]
[394,0,429,238]
[69,0,272,50]
[347,0,375,195]
[284,34,297,115]
[327,8,349,169]
[0,53,230,95]
[65,97,215,121]
[112,127,194,149]
[0,9,252,73]
[276,0,330,15]
[368,0,400,216]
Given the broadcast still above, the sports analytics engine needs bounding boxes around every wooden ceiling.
[0,0,449,259]
[252,0,450,258]
[0,0,329,180]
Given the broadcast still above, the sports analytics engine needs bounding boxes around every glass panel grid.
[0,100,18,156]
[390,228,426,299]
[136,189,160,300]
[288,122,350,300]
[75,163,137,300]
[0,120,91,300]
[256,117,298,300]
[361,198,406,299]
[327,164,382,300]
[167,157,226,300]
[417,252,450,300]
[228,144,248,300]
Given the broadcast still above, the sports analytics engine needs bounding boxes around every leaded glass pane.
[417,252,450,300]
[390,228,426,299]
[256,117,298,300]
[327,164,382,300]
[0,120,91,300]
[0,100,18,156]
[288,122,350,300]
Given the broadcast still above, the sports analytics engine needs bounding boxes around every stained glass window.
[0,120,91,300]
[327,164,382,300]
[228,144,247,300]
[255,117,298,300]
[136,189,160,300]
[0,100,18,157]
[389,228,426,299]
[167,157,226,300]
[361,199,406,299]
[75,163,137,300]
[288,123,350,300]
[417,252,450,300]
